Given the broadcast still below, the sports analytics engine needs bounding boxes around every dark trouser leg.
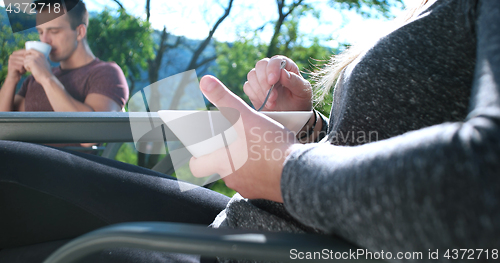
[0,140,229,248]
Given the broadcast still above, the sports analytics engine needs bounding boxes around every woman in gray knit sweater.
[193,0,500,259]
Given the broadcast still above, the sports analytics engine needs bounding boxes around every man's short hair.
[34,0,88,30]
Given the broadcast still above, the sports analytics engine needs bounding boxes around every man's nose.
[39,34,51,45]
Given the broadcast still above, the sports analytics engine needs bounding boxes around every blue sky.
[1,0,411,47]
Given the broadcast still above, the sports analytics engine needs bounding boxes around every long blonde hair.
[313,0,430,104]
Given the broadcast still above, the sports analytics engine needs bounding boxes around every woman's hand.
[190,75,305,203]
[244,56,313,112]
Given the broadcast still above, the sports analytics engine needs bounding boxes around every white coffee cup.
[25,41,52,58]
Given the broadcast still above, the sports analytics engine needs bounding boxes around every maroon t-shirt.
[17,58,129,111]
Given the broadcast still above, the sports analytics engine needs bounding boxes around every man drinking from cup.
[0,0,129,112]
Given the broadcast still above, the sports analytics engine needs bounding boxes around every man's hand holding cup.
[6,50,28,82]
[23,41,53,83]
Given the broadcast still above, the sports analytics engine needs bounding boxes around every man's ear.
[76,24,87,41]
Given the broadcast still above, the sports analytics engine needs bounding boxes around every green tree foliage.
[87,9,155,92]
[114,143,138,166]
[0,9,38,85]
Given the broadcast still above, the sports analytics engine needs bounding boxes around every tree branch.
[165,35,182,49]
[193,55,217,69]
[145,0,151,22]
[148,26,169,84]
[111,0,124,10]
[277,0,285,16]
[169,0,234,110]
[284,0,304,17]
[186,0,234,70]
[266,0,305,57]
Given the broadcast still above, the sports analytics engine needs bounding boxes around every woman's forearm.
[282,115,500,251]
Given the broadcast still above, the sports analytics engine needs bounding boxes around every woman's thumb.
[279,70,312,97]
[200,75,250,113]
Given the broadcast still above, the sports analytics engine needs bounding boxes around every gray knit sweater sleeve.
[282,0,500,254]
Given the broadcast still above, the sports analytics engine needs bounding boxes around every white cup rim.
[25,41,52,57]
[25,41,51,46]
